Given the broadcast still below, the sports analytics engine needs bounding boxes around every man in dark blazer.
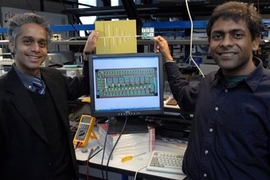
[0,13,98,180]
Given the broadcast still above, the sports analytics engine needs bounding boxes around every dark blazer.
[0,64,89,180]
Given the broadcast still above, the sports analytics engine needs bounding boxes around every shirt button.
[209,128,213,132]
[225,89,228,92]
[204,173,207,177]
[205,150,209,154]
[215,107,218,111]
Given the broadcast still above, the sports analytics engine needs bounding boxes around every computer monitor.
[89,53,164,133]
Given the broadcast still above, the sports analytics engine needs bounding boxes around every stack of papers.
[98,123,155,160]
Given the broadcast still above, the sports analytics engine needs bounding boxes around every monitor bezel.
[89,52,164,118]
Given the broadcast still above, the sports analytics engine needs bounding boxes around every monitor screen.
[89,53,164,118]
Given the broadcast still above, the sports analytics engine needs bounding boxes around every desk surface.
[76,134,187,180]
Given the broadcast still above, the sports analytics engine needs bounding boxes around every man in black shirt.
[154,1,270,180]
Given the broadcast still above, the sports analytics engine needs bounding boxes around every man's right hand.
[153,36,174,63]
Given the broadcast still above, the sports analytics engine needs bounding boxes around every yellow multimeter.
[73,114,97,147]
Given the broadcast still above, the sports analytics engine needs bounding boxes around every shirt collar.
[213,57,264,92]
[13,64,42,89]
[244,57,263,92]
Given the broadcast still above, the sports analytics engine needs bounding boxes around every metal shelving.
[0,39,269,46]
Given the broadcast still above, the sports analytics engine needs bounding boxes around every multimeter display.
[73,115,96,147]
[81,117,91,123]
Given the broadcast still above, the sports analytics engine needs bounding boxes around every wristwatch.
[83,50,95,61]
[83,50,94,55]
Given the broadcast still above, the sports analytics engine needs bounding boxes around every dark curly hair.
[206,1,262,41]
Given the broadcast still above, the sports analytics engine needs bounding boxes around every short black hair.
[206,1,262,41]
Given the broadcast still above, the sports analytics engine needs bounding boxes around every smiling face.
[209,17,261,76]
[9,23,48,76]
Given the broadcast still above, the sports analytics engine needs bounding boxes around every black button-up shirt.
[164,58,270,180]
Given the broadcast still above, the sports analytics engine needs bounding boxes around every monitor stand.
[107,116,148,134]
